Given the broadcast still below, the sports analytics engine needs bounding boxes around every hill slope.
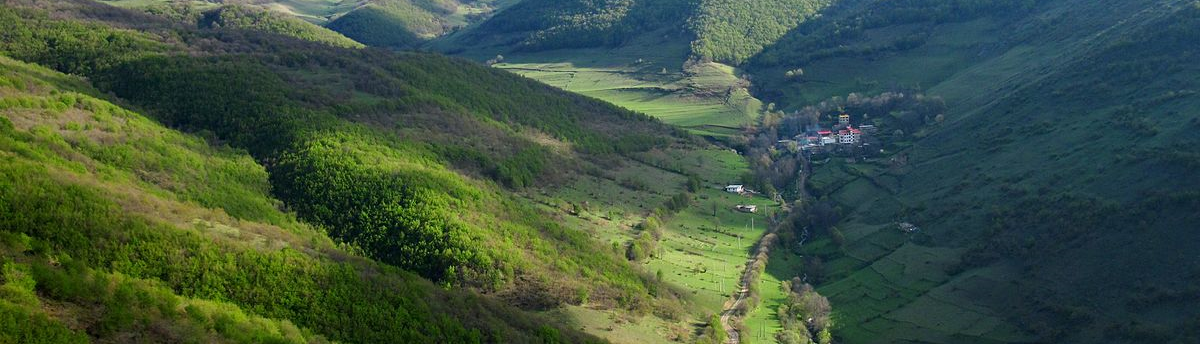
[0,53,599,343]
[0,0,706,342]
[743,0,1200,342]
[198,4,365,48]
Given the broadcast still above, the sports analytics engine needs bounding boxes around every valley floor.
[482,43,780,342]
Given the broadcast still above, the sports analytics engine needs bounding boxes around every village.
[775,113,881,157]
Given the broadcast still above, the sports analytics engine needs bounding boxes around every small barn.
[735,205,758,213]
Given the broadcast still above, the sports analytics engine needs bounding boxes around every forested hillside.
[199,4,365,48]
[326,0,458,48]
[443,0,836,63]
[688,0,832,64]
[0,53,599,343]
[448,0,693,52]
[0,0,698,342]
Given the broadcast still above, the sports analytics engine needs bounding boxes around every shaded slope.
[326,0,441,48]
[199,4,365,48]
[688,0,833,64]
[444,0,693,52]
[746,0,1200,343]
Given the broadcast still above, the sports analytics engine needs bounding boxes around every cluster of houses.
[778,113,878,154]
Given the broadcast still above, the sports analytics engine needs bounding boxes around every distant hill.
[438,0,833,64]
[100,0,519,48]
[326,0,462,48]
[199,4,365,48]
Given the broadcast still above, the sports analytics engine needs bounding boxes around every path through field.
[719,152,812,343]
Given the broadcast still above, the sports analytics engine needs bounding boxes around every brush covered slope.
[744,0,1200,343]
[0,55,592,344]
[0,0,691,342]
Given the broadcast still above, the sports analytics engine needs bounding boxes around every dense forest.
[688,0,832,64]
[449,0,841,63]
[460,0,694,51]
[327,0,510,48]
[198,4,365,48]
[327,0,447,48]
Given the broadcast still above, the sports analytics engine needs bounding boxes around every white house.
[725,185,745,193]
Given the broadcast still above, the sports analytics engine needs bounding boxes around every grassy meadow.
[523,148,782,342]
[489,37,764,137]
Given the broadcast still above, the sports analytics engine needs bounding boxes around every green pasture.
[526,148,779,341]
[491,40,763,135]
[742,248,806,342]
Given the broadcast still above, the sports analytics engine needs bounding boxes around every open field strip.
[494,59,762,136]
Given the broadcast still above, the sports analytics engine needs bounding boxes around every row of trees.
[625,189,693,262]
[776,279,833,344]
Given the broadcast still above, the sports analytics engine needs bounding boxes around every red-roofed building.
[839,126,861,144]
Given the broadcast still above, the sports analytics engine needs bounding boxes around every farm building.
[735,205,758,213]
[725,185,745,193]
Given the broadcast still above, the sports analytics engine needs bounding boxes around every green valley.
[4,0,1200,343]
